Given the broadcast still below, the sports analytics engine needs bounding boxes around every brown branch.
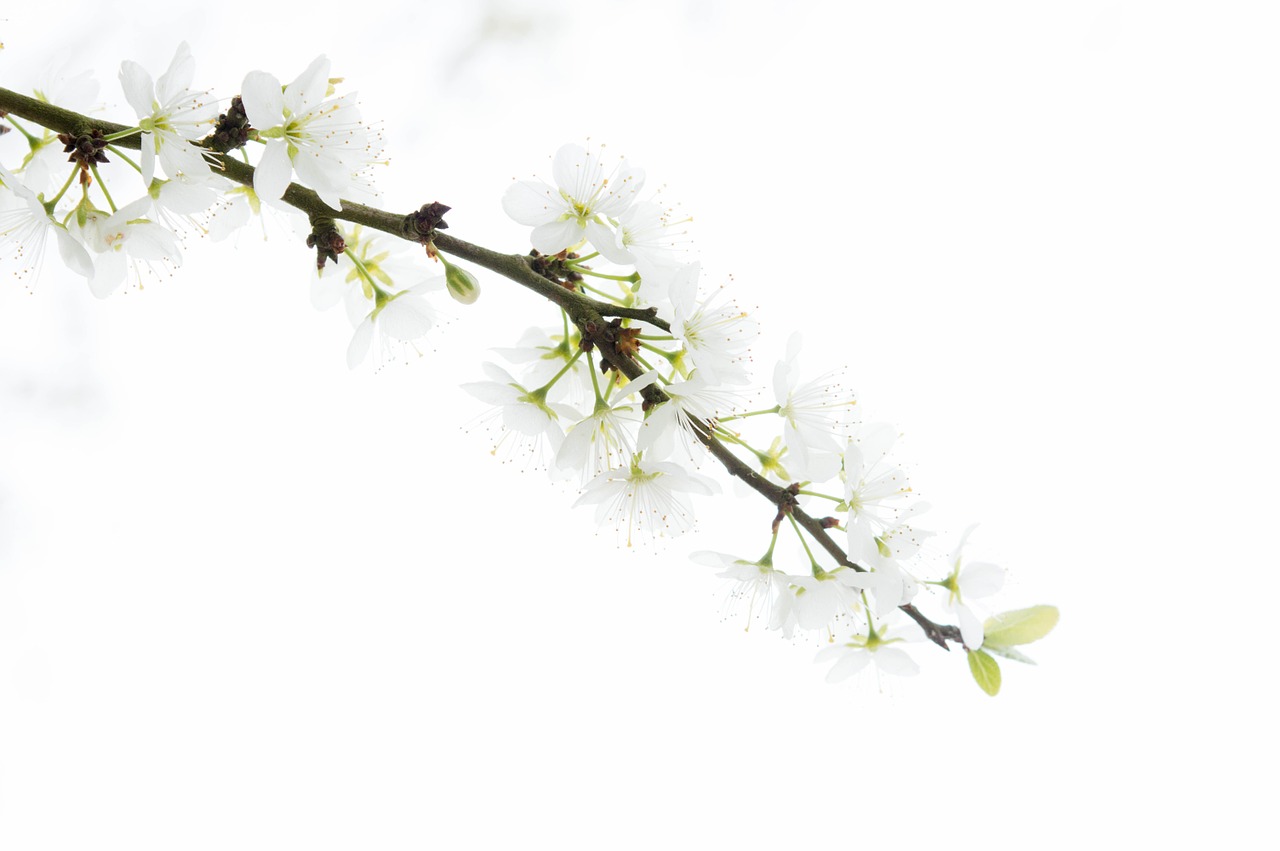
[0,85,963,650]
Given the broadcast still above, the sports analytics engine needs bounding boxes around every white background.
[1,1,1276,847]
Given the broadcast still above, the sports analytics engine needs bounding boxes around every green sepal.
[982,605,1059,647]
[968,648,1001,696]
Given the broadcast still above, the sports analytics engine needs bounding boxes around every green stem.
[719,406,782,423]
[758,527,779,568]
[103,127,142,143]
[787,514,825,578]
[797,489,843,503]
[535,348,584,395]
[89,163,116,213]
[586,349,605,407]
[46,166,80,209]
[577,280,621,302]
[106,146,142,173]
[570,266,639,283]
[346,252,392,299]
[3,115,40,145]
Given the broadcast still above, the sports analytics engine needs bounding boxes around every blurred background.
[1,0,1276,847]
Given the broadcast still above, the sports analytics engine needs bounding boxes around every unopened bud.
[445,261,480,305]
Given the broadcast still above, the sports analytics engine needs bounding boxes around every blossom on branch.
[240,56,375,210]
[502,142,645,255]
[119,42,217,186]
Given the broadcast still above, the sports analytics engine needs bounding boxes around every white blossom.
[773,333,856,482]
[669,262,757,385]
[693,549,790,631]
[815,631,920,682]
[636,371,743,463]
[119,42,217,185]
[241,56,374,210]
[937,525,1006,649]
[462,363,578,463]
[502,142,645,256]
[843,423,913,563]
[0,164,92,285]
[554,372,655,485]
[76,196,181,298]
[346,278,443,369]
[573,457,714,546]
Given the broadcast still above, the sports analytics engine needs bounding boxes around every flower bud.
[445,261,480,305]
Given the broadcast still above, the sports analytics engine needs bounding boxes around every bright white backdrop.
[1,1,1276,847]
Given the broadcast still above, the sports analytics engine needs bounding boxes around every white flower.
[842,558,920,618]
[146,177,217,238]
[0,164,92,285]
[502,142,645,256]
[346,278,443,369]
[20,64,101,196]
[76,196,181,298]
[491,326,592,411]
[119,42,217,185]
[316,224,425,311]
[636,371,743,463]
[462,363,578,463]
[554,372,655,485]
[692,549,789,631]
[773,333,856,482]
[936,525,1006,649]
[669,262,757,386]
[842,423,913,563]
[594,200,691,291]
[770,570,865,638]
[573,457,714,546]
[815,630,920,682]
[241,56,372,210]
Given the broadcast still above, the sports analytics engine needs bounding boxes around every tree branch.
[0,85,963,650]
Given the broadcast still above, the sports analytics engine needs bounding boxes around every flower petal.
[252,141,293,202]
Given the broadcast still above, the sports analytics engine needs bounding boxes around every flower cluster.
[1,45,382,300]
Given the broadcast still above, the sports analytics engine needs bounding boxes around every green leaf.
[968,649,1002,696]
[982,644,1036,665]
[983,605,1059,647]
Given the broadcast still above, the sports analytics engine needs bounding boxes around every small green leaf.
[982,644,1036,665]
[983,605,1059,647]
[968,649,1002,696]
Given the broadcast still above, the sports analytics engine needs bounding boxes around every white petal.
[873,647,920,677]
[595,165,645,216]
[239,71,286,130]
[585,220,627,261]
[155,42,195,105]
[253,142,293,202]
[346,318,374,369]
[501,180,561,226]
[378,297,434,342]
[54,228,93,279]
[958,605,984,649]
[87,252,126,298]
[286,55,331,113]
[118,61,155,118]
[552,143,590,192]
[960,562,1006,599]
[530,218,581,255]
[825,650,872,683]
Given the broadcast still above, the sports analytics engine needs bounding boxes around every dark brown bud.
[403,202,451,242]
